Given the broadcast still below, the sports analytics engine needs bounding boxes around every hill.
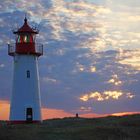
[0,114,140,140]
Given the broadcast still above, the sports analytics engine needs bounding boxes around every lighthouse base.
[9,120,42,124]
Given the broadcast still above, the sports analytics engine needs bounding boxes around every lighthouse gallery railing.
[8,43,43,56]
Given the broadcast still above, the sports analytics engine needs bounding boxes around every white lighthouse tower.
[8,17,43,123]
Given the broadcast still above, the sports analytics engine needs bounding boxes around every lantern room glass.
[17,34,35,43]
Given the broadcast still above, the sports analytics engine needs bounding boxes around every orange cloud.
[107,74,122,86]
[42,108,74,120]
[0,100,10,120]
[111,112,140,116]
[0,100,74,120]
[80,113,108,118]
[80,90,135,102]
[0,100,139,120]
[79,112,140,118]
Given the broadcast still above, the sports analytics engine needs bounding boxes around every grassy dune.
[0,114,140,140]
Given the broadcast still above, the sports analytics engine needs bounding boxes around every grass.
[0,114,140,140]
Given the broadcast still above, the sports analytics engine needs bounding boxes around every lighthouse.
[8,17,43,123]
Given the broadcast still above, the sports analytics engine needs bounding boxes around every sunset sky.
[0,0,140,120]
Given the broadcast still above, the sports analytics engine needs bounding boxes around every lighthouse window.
[23,35,30,43]
[27,70,30,78]
[17,36,21,43]
[24,36,27,42]
[17,35,24,43]
[24,35,29,43]
[17,35,33,43]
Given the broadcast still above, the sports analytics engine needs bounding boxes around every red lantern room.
[8,17,43,56]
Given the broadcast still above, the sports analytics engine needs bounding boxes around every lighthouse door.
[26,108,33,122]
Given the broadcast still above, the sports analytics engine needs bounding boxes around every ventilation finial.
[24,13,27,23]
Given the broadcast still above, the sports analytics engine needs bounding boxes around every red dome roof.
[14,18,38,34]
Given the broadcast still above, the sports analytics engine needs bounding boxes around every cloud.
[80,111,140,118]
[111,111,140,117]
[107,0,140,8]
[16,48,140,113]
[80,90,134,102]
[42,108,73,120]
[0,99,139,120]
[0,64,5,68]
[42,77,59,84]
[107,74,122,86]
[0,0,140,117]
[118,49,140,71]
[1,0,140,51]
[80,113,108,118]
[0,100,74,120]
[0,100,10,120]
